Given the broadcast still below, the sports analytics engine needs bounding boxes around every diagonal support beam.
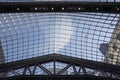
[23,66,29,75]
[37,64,53,75]
[57,64,71,75]
[32,65,37,75]
[82,67,87,75]
[11,71,20,76]
[73,65,78,75]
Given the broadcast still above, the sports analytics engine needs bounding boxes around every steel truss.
[0,2,120,13]
[0,54,120,80]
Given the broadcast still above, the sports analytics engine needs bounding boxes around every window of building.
[113,44,118,51]
[116,32,120,40]
[116,61,120,65]
[118,48,120,53]
[109,54,114,59]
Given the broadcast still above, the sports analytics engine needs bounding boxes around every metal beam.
[0,54,53,73]
[0,54,120,74]
[0,2,120,13]
[1,75,118,80]
[37,64,53,75]
[57,64,71,75]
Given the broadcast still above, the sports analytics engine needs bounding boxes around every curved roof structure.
[0,0,120,80]
[0,12,117,63]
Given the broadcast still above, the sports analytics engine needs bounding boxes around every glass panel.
[0,12,120,66]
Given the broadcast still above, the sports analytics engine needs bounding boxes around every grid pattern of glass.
[0,13,119,66]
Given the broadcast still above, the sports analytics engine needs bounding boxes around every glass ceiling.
[0,0,120,67]
[0,1,120,79]
[0,12,119,66]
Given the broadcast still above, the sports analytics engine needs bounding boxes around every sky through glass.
[0,12,118,65]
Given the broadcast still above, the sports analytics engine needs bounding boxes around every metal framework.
[0,1,120,80]
[0,2,120,13]
[1,75,119,80]
[0,54,120,80]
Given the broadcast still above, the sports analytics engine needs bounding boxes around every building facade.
[100,18,120,65]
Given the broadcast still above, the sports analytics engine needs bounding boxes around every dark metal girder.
[57,64,71,75]
[0,54,53,72]
[1,75,118,80]
[37,64,53,75]
[0,54,120,74]
[0,2,120,13]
